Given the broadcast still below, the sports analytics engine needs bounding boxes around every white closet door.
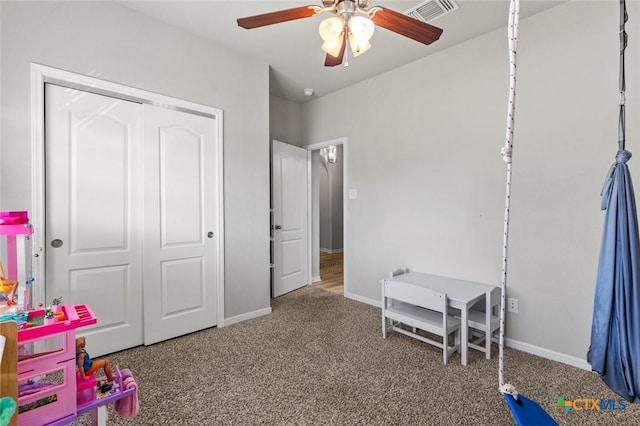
[45,84,144,356]
[142,104,219,345]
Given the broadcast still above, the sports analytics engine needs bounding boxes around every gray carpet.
[73,286,639,425]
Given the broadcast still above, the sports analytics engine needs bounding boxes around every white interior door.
[142,104,219,345]
[45,84,143,356]
[272,140,308,297]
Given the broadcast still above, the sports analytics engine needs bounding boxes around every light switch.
[348,189,357,199]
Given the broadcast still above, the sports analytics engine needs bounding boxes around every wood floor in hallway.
[313,251,343,295]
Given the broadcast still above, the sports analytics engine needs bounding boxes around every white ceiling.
[118,0,565,103]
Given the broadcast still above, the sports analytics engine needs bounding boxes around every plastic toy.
[17,304,96,426]
[0,211,34,312]
[0,397,16,426]
[75,373,96,405]
[14,304,138,425]
[75,337,115,382]
[44,307,52,318]
[0,261,18,304]
[51,297,62,312]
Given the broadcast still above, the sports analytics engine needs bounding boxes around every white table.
[382,272,497,366]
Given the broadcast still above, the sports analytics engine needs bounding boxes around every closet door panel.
[143,104,219,345]
[45,84,144,357]
[160,127,203,246]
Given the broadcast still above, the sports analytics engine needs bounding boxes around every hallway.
[314,251,343,295]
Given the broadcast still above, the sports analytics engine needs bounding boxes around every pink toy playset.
[17,304,97,426]
[1,211,138,426]
[14,302,138,426]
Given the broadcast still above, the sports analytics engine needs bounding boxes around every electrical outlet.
[507,297,519,314]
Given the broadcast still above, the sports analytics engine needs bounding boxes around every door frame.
[304,137,348,296]
[30,63,226,327]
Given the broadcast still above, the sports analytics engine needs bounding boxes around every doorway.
[306,138,348,296]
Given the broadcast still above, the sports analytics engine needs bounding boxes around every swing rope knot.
[616,149,632,163]
[501,147,513,163]
[499,383,519,400]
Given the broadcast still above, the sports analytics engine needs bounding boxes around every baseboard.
[223,307,272,327]
[504,337,591,371]
[345,291,381,308]
[312,276,321,283]
[344,291,591,371]
[320,248,343,254]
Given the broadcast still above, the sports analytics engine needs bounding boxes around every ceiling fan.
[237,0,443,67]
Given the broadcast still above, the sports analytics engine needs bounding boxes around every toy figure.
[75,337,115,382]
[0,260,18,306]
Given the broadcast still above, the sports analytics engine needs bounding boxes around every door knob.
[274,225,282,230]
[51,239,64,248]
[207,232,214,238]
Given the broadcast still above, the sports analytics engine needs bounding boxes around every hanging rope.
[618,0,628,151]
[498,0,520,397]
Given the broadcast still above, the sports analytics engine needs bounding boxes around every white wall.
[331,146,343,250]
[270,95,303,147]
[319,159,331,250]
[0,1,271,320]
[302,1,639,361]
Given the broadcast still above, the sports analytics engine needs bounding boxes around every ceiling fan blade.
[324,31,347,67]
[371,7,443,45]
[237,6,318,29]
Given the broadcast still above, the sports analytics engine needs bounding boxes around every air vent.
[405,0,459,23]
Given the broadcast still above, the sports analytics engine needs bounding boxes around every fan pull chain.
[344,30,350,67]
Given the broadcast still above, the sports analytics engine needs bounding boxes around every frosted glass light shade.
[327,145,338,163]
[349,34,371,56]
[319,17,344,42]
[322,38,344,57]
[348,15,374,41]
[321,145,338,164]
[327,145,337,163]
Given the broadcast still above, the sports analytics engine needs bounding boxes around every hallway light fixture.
[320,145,338,164]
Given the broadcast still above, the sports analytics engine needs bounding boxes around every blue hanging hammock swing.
[497,1,559,424]
[587,0,640,404]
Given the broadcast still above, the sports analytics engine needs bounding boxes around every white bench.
[382,272,461,364]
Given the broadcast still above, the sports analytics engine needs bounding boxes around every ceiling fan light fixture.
[237,0,444,68]
[319,16,344,42]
